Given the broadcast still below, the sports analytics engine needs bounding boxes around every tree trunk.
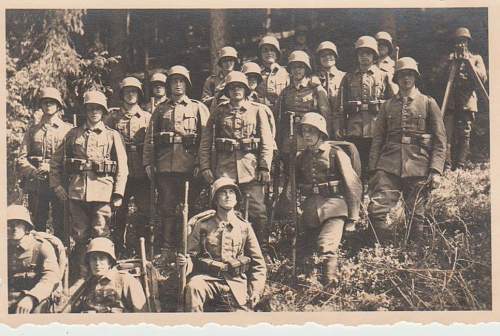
[107,9,128,106]
[209,9,228,74]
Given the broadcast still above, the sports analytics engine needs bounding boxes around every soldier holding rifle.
[177,177,266,312]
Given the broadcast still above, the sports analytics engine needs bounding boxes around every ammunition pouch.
[226,256,251,277]
[347,100,363,113]
[64,158,117,175]
[368,100,383,114]
[194,256,252,277]
[156,132,197,149]
[215,138,261,154]
[182,133,198,149]
[300,180,343,197]
[9,271,37,292]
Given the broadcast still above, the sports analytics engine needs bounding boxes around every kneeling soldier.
[75,237,146,313]
[296,113,362,284]
[368,57,446,244]
[50,90,128,281]
[177,177,266,312]
[7,205,59,314]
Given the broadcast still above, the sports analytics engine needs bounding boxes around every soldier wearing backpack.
[7,204,60,314]
[295,113,362,285]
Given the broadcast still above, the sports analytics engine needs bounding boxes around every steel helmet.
[167,65,192,87]
[259,35,281,59]
[355,36,379,57]
[393,57,421,83]
[316,41,339,59]
[210,176,242,207]
[39,87,64,108]
[119,76,144,96]
[300,112,329,138]
[7,204,34,230]
[85,237,116,264]
[223,71,251,97]
[375,31,394,52]
[288,50,312,72]
[83,90,108,113]
[455,27,472,41]
[242,62,263,81]
[150,72,167,84]
[218,46,239,66]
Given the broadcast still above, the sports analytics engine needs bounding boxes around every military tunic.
[142,95,167,114]
[201,72,226,106]
[368,88,446,234]
[142,95,209,248]
[316,67,346,136]
[8,234,59,313]
[256,63,289,110]
[377,55,399,95]
[184,211,266,311]
[105,105,152,251]
[17,116,72,238]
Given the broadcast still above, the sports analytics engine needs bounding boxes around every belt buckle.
[401,136,412,144]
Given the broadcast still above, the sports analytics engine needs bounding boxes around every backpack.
[31,231,67,282]
[328,140,362,177]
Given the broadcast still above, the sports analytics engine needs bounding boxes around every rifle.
[140,237,153,312]
[148,97,161,259]
[288,112,298,280]
[57,278,87,313]
[177,181,189,312]
[441,59,458,115]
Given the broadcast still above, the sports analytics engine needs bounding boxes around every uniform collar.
[121,104,143,119]
[16,234,36,251]
[217,71,226,80]
[355,64,378,75]
[229,99,251,112]
[321,67,341,76]
[248,91,259,101]
[84,121,106,133]
[170,95,190,106]
[41,114,64,128]
[293,76,310,90]
[154,95,167,105]
[378,56,394,65]
[397,87,419,102]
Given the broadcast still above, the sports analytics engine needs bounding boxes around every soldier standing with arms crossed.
[105,77,151,255]
[338,36,394,188]
[17,87,73,240]
[368,57,446,245]
[199,71,274,252]
[143,65,209,252]
[50,90,128,281]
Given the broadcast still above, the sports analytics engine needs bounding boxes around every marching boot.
[320,253,338,286]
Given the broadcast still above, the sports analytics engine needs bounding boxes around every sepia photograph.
[1,1,494,325]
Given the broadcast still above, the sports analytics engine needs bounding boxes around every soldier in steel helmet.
[199,71,274,250]
[50,90,128,281]
[439,27,488,170]
[314,41,346,138]
[338,36,394,187]
[75,237,146,313]
[105,77,152,255]
[143,72,168,112]
[202,46,239,108]
[143,65,209,252]
[7,204,59,314]
[296,113,362,284]
[17,87,73,239]
[375,31,399,95]
[368,57,446,244]
[176,177,266,312]
[256,35,290,111]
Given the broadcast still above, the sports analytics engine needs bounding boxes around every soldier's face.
[88,252,112,276]
[397,70,416,90]
[358,49,375,66]
[302,124,321,147]
[7,221,28,241]
[123,87,139,105]
[169,76,187,96]
[216,187,238,210]
[247,74,260,90]
[220,57,236,72]
[290,62,307,82]
[85,104,104,124]
[152,83,166,98]
[319,50,336,68]
[261,45,277,64]
[41,99,60,116]
[296,33,307,45]
[378,43,390,58]
[228,83,246,101]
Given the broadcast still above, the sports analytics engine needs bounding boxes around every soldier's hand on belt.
[54,185,68,201]
[257,169,270,184]
[16,295,35,314]
[145,165,155,181]
[428,170,442,189]
[111,194,123,208]
[201,169,215,184]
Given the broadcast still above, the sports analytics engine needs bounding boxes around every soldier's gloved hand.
[176,253,189,270]
[111,194,123,208]
[145,165,155,181]
[257,169,271,184]
[16,295,35,314]
[428,171,442,189]
[201,169,214,184]
[54,185,68,201]
[36,163,50,178]
[248,293,261,309]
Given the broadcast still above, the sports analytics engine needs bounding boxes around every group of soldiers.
[8,26,487,313]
